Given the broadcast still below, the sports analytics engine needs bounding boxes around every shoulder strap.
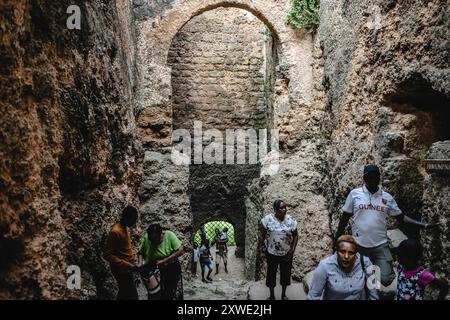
[360,254,371,300]
[360,253,365,272]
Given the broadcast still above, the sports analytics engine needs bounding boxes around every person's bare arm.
[335,212,352,240]
[258,225,267,258]
[288,229,299,257]
[157,246,184,267]
[394,214,438,229]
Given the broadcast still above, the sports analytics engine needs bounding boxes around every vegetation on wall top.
[287,0,320,33]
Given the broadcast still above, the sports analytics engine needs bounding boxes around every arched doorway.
[194,220,236,246]
[136,0,318,287]
[167,6,279,258]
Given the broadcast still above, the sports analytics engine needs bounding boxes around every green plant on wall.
[287,0,320,33]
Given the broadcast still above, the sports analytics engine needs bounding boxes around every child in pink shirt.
[396,239,448,300]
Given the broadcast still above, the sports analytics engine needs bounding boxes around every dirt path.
[138,245,307,300]
[183,245,251,300]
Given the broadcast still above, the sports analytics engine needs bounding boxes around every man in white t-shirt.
[258,200,299,300]
[335,164,437,289]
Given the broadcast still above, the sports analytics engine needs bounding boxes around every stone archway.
[135,0,327,283]
[134,0,315,150]
[167,6,279,257]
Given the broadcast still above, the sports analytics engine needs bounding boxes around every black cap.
[363,164,380,175]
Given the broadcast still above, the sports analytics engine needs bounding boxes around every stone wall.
[134,0,316,149]
[244,179,263,280]
[168,8,269,131]
[138,150,192,271]
[167,7,273,257]
[4,0,447,300]
[422,141,450,281]
[0,0,141,299]
[319,0,450,278]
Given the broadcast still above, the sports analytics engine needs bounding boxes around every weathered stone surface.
[139,150,192,270]
[426,140,450,160]
[422,141,450,281]
[244,178,263,280]
[134,0,316,149]
[387,228,408,250]
[168,8,269,131]
[2,0,449,299]
[165,8,275,258]
[133,0,176,20]
[0,0,142,299]
[136,0,327,282]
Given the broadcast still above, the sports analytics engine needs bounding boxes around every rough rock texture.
[248,32,332,281]
[319,0,450,278]
[2,0,448,299]
[0,0,141,299]
[134,0,316,149]
[244,178,263,280]
[138,150,192,270]
[422,141,450,280]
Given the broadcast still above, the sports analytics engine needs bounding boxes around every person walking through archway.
[199,239,214,283]
[212,227,229,275]
[258,200,299,300]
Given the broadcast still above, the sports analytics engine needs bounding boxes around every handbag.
[142,267,161,295]
[360,254,371,300]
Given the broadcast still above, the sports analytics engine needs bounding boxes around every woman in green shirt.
[139,224,184,300]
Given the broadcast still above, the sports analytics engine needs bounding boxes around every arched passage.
[194,220,236,246]
[136,0,317,283]
[167,7,278,257]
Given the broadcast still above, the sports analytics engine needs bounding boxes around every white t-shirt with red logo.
[342,185,402,248]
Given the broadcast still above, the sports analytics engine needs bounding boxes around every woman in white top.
[258,200,299,300]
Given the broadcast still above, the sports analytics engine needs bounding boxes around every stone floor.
[184,245,252,300]
[138,245,307,300]
[247,281,307,300]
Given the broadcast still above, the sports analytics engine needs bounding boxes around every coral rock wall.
[0,0,141,299]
